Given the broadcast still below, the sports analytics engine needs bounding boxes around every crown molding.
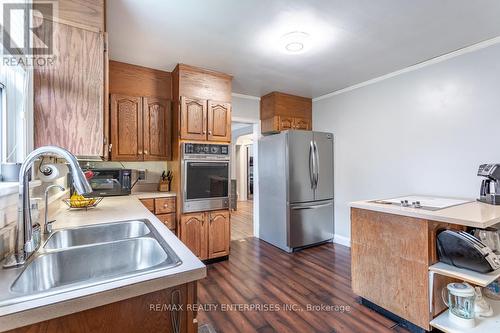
[232,93,261,101]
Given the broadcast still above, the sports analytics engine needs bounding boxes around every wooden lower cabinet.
[180,210,230,260]
[7,282,198,333]
[179,212,208,259]
[351,208,466,330]
[208,211,230,258]
[139,197,177,232]
[157,213,176,230]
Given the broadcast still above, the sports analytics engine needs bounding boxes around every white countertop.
[131,191,177,199]
[0,194,205,331]
[351,195,500,228]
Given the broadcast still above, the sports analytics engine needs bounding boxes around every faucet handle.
[45,220,56,235]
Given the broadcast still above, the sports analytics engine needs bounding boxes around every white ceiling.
[107,0,500,98]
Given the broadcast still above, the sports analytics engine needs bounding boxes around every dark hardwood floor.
[198,238,409,333]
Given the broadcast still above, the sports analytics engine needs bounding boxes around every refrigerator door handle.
[309,140,315,189]
[313,140,319,189]
[291,202,333,210]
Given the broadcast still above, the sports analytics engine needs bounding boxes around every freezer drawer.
[289,200,334,249]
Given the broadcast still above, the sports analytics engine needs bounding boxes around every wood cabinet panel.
[110,94,143,161]
[293,117,311,130]
[34,22,104,157]
[180,213,208,260]
[143,97,171,160]
[278,116,294,131]
[180,97,207,140]
[140,198,154,212]
[260,92,312,134]
[109,61,172,99]
[6,283,197,333]
[351,208,430,330]
[207,101,231,142]
[157,213,176,230]
[176,64,232,102]
[208,210,230,258]
[155,198,176,214]
[34,0,105,32]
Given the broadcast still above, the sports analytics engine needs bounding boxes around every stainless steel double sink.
[0,219,181,306]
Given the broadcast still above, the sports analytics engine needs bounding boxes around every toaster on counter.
[437,230,500,273]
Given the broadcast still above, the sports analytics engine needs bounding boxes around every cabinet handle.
[208,130,212,135]
[163,203,168,208]
[144,150,148,155]
[138,150,143,155]
[171,290,181,333]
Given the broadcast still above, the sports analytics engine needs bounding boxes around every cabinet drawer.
[155,197,176,214]
[157,213,176,230]
[140,198,155,212]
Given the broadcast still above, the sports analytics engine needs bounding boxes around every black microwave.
[71,168,132,197]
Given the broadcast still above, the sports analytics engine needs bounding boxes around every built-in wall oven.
[182,143,230,213]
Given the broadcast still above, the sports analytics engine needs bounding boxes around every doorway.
[230,121,255,240]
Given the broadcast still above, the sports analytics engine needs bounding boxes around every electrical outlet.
[137,169,147,181]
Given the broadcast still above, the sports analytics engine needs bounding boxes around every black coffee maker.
[478,164,500,205]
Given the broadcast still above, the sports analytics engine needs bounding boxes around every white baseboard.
[333,234,351,247]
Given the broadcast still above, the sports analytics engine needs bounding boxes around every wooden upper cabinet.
[279,116,294,131]
[180,97,207,141]
[34,0,105,32]
[110,94,143,161]
[293,117,311,130]
[260,92,312,134]
[143,97,171,160]
[179,213,208,260]
[207,101,231,142]
[208,211,230,258]
[34,22,104,157]
[173,64,232,142]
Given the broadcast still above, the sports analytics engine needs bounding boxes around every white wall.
[232,95,260,121]
[313,42,500,243]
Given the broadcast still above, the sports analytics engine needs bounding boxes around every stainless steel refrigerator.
[259,130,334,252]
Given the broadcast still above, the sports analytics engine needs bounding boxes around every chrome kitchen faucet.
[3,146,92,268]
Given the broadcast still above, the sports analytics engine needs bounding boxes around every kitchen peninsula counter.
[349,195,500,331]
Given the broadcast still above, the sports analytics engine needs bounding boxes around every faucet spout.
[3,146,92,268]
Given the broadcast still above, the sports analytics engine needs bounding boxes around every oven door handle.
[187,162,229,167]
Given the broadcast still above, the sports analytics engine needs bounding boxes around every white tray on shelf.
[429,262,500,287]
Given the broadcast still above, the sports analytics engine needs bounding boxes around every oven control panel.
[184,143,229,156]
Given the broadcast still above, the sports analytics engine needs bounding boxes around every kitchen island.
[350,196,500,332]
[0,194,206,332]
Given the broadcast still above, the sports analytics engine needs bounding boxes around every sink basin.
[44,220,150,249]
[1,219,182,303]
[12,238,175,294]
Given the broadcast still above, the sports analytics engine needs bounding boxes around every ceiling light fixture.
[280,31,310,54]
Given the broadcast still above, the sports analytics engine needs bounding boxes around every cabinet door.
[180,213,208,260]
[208,210,230,259]
[293,117,311,130]
[278,116,294,131]
[143,97,171,160]
[34,22,104,156]
[207,101,231,142]
[180,97,207,140]
[110,94,143,161]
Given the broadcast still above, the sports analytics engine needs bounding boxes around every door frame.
[232,116,260,238]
